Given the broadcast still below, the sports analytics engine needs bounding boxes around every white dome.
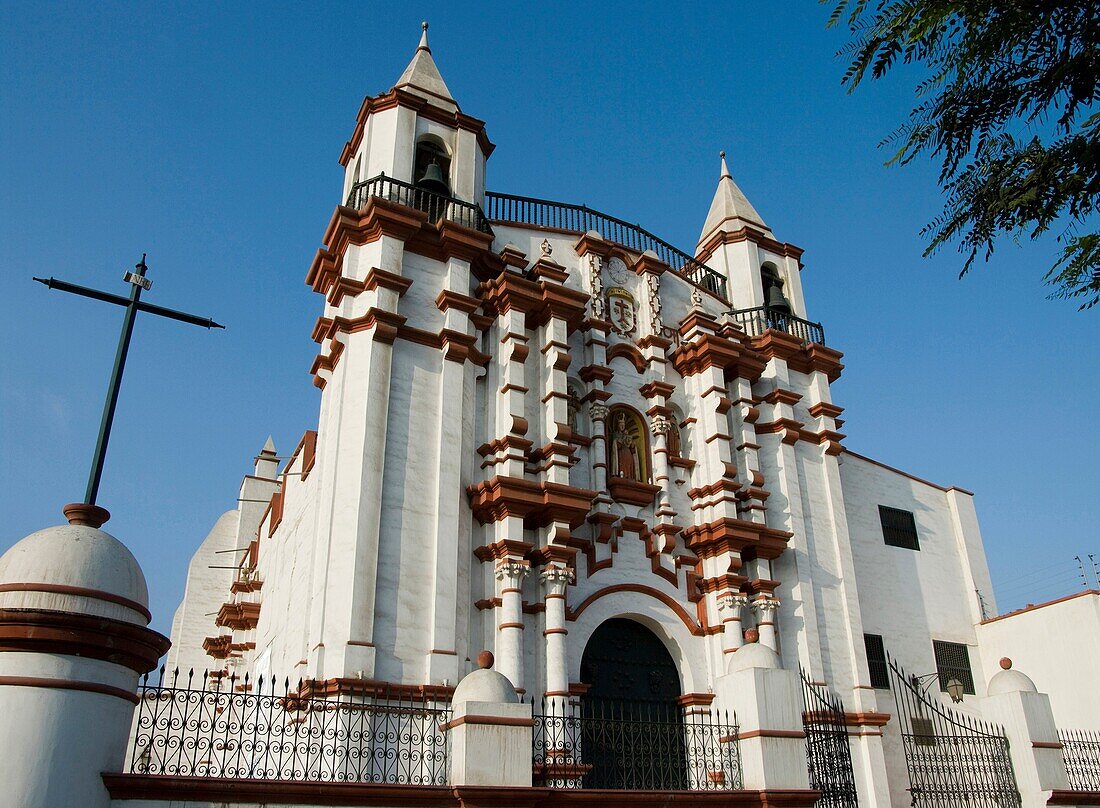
[987,668,1038,695]
[726,642,780,674]
[0,521,149,625]
[451,668,518,705]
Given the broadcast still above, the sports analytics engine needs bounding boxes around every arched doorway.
[579,618,687,789]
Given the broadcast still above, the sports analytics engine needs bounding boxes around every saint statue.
[611,412,638,480]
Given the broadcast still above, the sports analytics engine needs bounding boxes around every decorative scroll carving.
[647,272,662,332]
[588,255,604,319]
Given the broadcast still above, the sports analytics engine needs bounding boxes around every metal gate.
[888,654,1020,807]
[801,668,859,808]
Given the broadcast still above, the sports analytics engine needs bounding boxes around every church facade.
[158,26,1087,807]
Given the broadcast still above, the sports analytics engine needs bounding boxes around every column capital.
[539,566,574,586]
[718,592,750,613]
[588,402,610,421]
[650,414,674,436]
[495,560,530,585]
[751,597,780,615]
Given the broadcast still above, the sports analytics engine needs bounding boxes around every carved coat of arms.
[606,287,636,336]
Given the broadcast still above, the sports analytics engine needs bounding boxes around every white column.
[588,403,610,496]
[650,414,675,515]
[540,566,573,707]
[719,593,749,656]
[752,598,780,651]
[495,560,529,692]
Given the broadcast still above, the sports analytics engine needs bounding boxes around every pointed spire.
[261,436,276,454]
[697,150,771,249]
[393,21,458,112]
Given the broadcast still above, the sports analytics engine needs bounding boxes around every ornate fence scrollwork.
[888,654,1020,807]
[1060,728,1100,791]
[128,667,451,784]
[531,697,742,790]
[801,668,860,808]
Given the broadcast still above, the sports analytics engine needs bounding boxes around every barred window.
[864,633,890,689]
[879,505,920,550]
[932,640,975,695]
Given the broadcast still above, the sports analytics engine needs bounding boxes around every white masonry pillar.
[752,597,780,652]
[495,560,529,693]
[540,566,572,709]
[0,505,169,808]
[719,592,749,656]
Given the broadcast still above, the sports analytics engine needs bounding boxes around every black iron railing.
[729,306,826,345]
[346,174,493,235]
[485,192,728,300]
[128,668,451,785]
[531,698,742,790]
[1061,729,1100,791]
[888,654,1021,808]
[801,669,860,808]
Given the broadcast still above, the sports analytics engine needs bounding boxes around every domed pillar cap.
[987,657,1038,695]
[451,650,518,705]
[725,629,780,674]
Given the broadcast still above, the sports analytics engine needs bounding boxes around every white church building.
[0,23,1097,808]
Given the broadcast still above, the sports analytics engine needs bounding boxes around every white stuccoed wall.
[977,591,1100,730]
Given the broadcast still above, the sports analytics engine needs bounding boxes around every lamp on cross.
[34,254,224,517]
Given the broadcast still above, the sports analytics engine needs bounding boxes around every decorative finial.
[477,650,494,670]
[744,628,760,644]
[719,150,732,180]
[63,502,110,528]
[999,657,1012,670]
[417,21,430,53]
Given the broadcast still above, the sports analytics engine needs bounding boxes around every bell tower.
[339,22,492,207]
[694,153,808,318]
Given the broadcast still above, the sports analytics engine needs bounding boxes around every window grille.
[878,505,919,550]
[864,633,890,689]
[932,640,975,695]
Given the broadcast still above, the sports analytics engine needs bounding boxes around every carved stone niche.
[608,477,662,507]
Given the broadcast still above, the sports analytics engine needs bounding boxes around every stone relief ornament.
[588,402,610,421]
[690,286,705,311]
[540,238,553,257]
[588,255,605,319]
[606,256,630,285]
[647,272,662,332]
[606,287,637,336]
[649,414,674,436]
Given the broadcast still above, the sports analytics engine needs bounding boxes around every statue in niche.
[667,422,682,458]
[567,386,582,433]
[610,411,643,481]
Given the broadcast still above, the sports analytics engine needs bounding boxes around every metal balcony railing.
[728,306,826,345]
[484,191,728,301]
[346,174,493,235]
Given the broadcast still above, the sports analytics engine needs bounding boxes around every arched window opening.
[760,262,792,315]
[607,406,649,483]
[414,138,451,196]
[579,618,686,789]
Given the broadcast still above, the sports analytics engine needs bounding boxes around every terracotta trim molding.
[0,675,139,704]
[735,728,807,740]
[0,608,169,674]
[103,775,824,806]
[568,584,703,636]
[980,589,1099,624]
[440,714,535,730]
[0,582,152,622]
[1047,791,1100,806]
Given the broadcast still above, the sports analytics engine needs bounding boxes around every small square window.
[932,640,975,695]
[879,505,919,550]
[864,633,890,689]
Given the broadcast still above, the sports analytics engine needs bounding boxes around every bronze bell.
[417,160,450,196]
[765,279,792,314]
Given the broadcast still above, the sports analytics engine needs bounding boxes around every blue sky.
[1,2,1096,637]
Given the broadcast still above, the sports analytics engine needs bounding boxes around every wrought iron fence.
[346,173,493,234]
[1060,729,1100,791]
[128,668,451,785]
[888,654,1020,807]
[531,698,742,790]
[485,191,728,300]
[729,306,826,345]
[801,669,860,808]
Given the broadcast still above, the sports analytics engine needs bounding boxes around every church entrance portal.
[579,618,687,789]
